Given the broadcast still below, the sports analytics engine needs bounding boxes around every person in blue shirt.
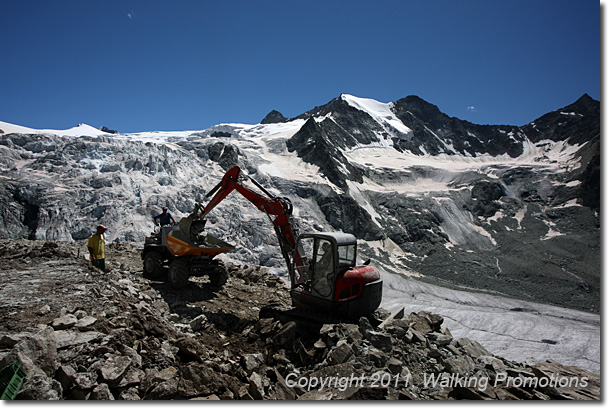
[153,207,177,226]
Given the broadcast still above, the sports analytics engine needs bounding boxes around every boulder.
[55,364,76,392]
[366,346,388,368]
[358,316,373,335]
[0,333,23,348]
[89,383,114,400]
[343,386,388,400]
[408,311,443,334]
[189,314,207,331]
[119,387,141,400]
[365,330,393,353]
[326,343,354,365]
[174,336,208,362]
[335,324,363,343]
[17,374,62,400]
[269,321,297,346]
[53,330,104,349]
[120,345,143,367]
[74,316,97,330]
[74,372,98,390]
[248,371,266,400]
[457,338,492,358]
[428,332,453,346]
[478,355,506,373]
[241,353,264,372]
[444,355,476,375]
[270,368,297,400]
[99,355,132,384]
[140,366,178,396]
[191,394,221,400]
[387,357,403,375]
[4,327,58,377]
[177,363,231,398]
[379,307,406,329]
[118,367,145,388]
[143,377,179,400]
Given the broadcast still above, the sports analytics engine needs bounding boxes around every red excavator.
[142,166,382,319]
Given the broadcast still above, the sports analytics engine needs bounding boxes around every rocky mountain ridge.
[271,93,599,157]
[272,93,600,312]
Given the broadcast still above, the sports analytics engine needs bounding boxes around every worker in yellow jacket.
[88,225,107,271]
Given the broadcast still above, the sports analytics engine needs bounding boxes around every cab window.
[337,244,355,267]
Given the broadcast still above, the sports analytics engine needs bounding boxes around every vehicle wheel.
[209,262,228,288]
[169,259,190,289]
[143,252,166,280]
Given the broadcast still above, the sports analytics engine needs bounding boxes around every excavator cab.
[291,233,383,318]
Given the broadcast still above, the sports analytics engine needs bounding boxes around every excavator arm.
[193,166,300,280]
[190,166,382,318]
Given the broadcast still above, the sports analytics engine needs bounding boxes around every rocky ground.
[0,239,600,400]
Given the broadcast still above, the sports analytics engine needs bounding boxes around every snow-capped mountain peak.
[0,120,109,138]
[340,93,413,141]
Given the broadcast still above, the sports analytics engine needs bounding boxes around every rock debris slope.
[0,240,599,400]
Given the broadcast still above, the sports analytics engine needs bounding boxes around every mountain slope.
[392,95,527,157]
[0,93,600,315]
[0,93,600,374]
[521,94,600,145]
[267,94,599,311]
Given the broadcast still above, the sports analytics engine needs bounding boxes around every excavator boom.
[195,166,383,319]
[193,166,299,279]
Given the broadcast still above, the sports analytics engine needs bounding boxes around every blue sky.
[1,0,600,133]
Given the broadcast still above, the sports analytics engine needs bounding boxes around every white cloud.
[467,106,477,112]
[127,11,135,20]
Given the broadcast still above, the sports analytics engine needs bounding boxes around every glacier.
[0,93,600,373]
